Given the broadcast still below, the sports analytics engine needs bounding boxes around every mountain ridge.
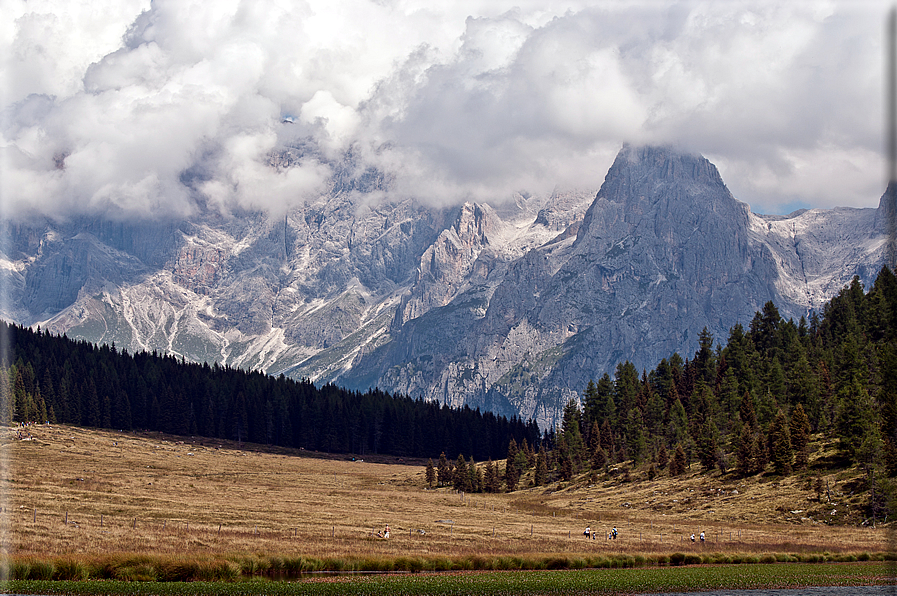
[0,145,886,427]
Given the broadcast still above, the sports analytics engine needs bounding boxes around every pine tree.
[667,398,688,448]
[469,456,481,493]
[588,421,602,470]
[790,403,811,469]
[769,409,793,475]
[625,408,648,464]
[657,443,669,470]
[736,424,756,477]
[484,459,500,493]
[437,452,452,486]
[560,398,584,473]
[505,439,521,491]
[556,434,573,481]
[696,418,719,471]
[454,454,469,491]
[739,391,757,429]
[534,448,548,486]
[835,377,875,461]
[670,443,687,476]
[425,458,436,488]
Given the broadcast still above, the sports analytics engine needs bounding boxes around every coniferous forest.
[3,267,897,514]
[478,267,896,519]
[0,323,540,461]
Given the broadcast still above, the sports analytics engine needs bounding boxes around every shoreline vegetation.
[5,425,896,594]
[5,562,895,595]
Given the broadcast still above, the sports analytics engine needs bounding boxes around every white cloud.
[0,0,889,220]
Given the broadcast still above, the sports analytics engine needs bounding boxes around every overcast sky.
[0,0,890,220]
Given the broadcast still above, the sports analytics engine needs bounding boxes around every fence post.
[65,511,68,525]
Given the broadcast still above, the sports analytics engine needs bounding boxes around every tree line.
[0,322,541,461]
[426,267,897,519]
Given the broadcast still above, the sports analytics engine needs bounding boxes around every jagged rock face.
[338,146,887,427]
[1,145,887,428]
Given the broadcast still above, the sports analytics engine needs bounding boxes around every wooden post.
[33,508,36,523]
[332,525,334,538]
[162,520,166,530]
[101,515,103,527]
[531,524,533,537]
[218,524,221,535]
[133,517,136,529]
[65,511,68,525]
[493,526,495,537]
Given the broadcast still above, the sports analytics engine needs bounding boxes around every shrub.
[669,552,686,566]
[54,559,89,580]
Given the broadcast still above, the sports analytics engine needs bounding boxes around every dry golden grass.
[2,424,889,560]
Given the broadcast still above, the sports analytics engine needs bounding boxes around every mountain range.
[0,145,888,428]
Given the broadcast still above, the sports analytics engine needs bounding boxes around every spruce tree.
[739,391,757,429]
[657,443,669,470]
[769,409,793,475]
[454,454,469,491]
[534,449,548,486]
[426,459,436,488]
[736,424,755,477]
[505,438,521,491]
[470,456,481,493]
[790,403,811,469]
[696,418,719,471]
[670,443,687,476]
[484,459,500,493]
[437,452,452,486]
[588,421,602,470]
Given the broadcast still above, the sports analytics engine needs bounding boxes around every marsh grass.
[5,550,894,581]
[5,562,892,595]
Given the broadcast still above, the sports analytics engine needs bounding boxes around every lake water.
[640,587,896,595]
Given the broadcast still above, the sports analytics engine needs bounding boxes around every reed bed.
[5,562,894,595]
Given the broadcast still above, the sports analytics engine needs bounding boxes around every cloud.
[0,0,890,220]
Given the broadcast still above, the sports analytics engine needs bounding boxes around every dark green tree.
[769,409,793,475]
[437,452,452,486]
[425,458,436,488]
[505,438,521,491]
[736,424,757,477]
[484,459,500,493]
[790,403,811,469]
[670,443,687,476]
[454,453,470,492]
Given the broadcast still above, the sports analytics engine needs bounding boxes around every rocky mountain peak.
[2,144,887,429]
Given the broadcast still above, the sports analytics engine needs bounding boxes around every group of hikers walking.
[582,525,617,540]
[583,526,707,543]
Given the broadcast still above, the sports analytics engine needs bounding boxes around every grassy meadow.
[1,423,894,588]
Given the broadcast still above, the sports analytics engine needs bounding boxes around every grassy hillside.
[4,424,889,563]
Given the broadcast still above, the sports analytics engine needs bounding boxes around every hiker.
[383,524,390,538]
[583,526,591,538]
[700,531,705,543]
[690,533,695,542]
[611,526,617,540]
